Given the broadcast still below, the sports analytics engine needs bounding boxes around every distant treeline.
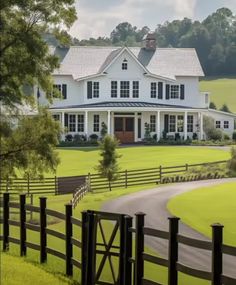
[70,7,236,76]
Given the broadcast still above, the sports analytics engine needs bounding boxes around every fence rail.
[1,193,236,285]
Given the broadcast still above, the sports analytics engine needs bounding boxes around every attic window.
[122,59,128,70]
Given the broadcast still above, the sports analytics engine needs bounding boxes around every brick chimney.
[142,32,157,50]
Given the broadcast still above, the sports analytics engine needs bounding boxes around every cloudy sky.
[70,0,236,39]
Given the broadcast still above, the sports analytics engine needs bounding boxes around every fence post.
[185,164,188,171]
[123,215,133,285]
[81,211,88,285]
[65,203,73,276]
[135,212,145,285]
[39,197,47,263]
[3,192,9,251]
[86,211,97,285]
[119,214,126,284]
[168,217,180,285]
[125,170,128,188]
[20,194,26,256]
[159,165,162,183]
[211,223,224,285]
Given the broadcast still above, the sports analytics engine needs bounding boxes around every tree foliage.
[220,104,231,113]
[203,116,223,141]
[0,0,77,178]
[227,147,236,176]
[96,135,121,191]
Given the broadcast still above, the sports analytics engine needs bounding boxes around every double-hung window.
[122,59,128,70]
[52,114,60,121]
[132,81,139,98]
[169,115,176,132]
[177,115,184,132]
[216,121,221,129]
[150,115,156,132]
[93,82,99,98]
[69,114,76,132]
[77,114,84,132]
[120,81,130,98]
[224,121,229,129]
[93,115,100,132]
[170,85,179,99]
[52,84,67,99]
[150,82,157,98]
[111,81,117,98]
[187,115,194,132]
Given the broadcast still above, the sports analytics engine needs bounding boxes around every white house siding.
[206,110,235,137]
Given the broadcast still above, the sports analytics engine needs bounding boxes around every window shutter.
[87,81,92,99]
[158,82,163,99]
[164,114,169,132]
[64,113,68,128]
[62,84,67,99]
[166,84,170,100]
[180,84,185,100]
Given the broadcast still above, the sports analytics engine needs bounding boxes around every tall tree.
[0,0,77,178]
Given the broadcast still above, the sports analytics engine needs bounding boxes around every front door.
[114,117,134,143]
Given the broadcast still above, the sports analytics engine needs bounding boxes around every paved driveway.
[102,178,236,277]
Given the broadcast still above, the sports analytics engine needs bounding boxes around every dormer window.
[122,59,128,70]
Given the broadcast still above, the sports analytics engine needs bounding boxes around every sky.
[70,0,236,39]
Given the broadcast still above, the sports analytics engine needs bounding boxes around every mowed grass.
[4,186,211,285]
[55,146,230,176]
[1,253,73,285]
[168,181,236,246]
[200,76,236,113]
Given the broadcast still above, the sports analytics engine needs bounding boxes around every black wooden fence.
[89,160,227,191]
[1,193,236,285]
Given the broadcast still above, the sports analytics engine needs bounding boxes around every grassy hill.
[200,76,236,113]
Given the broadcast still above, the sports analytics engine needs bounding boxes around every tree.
[209,102,217,109]
[96,135,121,191]
[110,22,137,44]
[227,147,236,176]
[100,122,108,139]
[0,0,77,178]
[220,104,231,113]
[0,108,61,179]
[203,116,223,140]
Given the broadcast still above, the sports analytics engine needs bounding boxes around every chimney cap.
[142,31,156,41]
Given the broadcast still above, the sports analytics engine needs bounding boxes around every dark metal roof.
[50,101,198,110]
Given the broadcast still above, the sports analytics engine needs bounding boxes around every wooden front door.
[114,117,134,143]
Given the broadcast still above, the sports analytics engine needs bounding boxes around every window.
[170,85,179,99]
[120,81,130,98]
[52,114,60,121]
[69,114,76,132]
[93,115,100,132]
[150,82,157,98]
[93,82,99,98]
[224,121,229,129]
[77,114,84,132]
[52,84,67,99]
[169,115,176,132]
[122,59,128,70]
[187,115,194,132]
[177,115,184,132]
[150,115,156,132]
[216,121,221,129]
[133,81,139,98]
[111,81,117,98]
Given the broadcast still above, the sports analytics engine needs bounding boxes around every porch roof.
[50,101,202,110]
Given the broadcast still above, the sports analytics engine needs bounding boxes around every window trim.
[187,115,194,132]
[150,82,157,98]
[170,85,180,99]
[216,120,221,129]
[77,114,84,132]
[224,121,229,129]
[68,114,76,132]
[52,84,67,99]
[150,115,156,132]
[111,81,118,98]
[93,114,100,132]
[122,59,128,70]
[132,81,139,98]
[120,81,130,98]
[169,115,176,132]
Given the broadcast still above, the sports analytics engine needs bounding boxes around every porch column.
[135,112,138,142]
[61,111,65,140]
[184,111,188,140]
[157,111,161,141]
[84,111,88,138]
[107,110,111,135]
[199,112,203,140]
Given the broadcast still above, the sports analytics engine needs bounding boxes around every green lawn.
[168,181,236,246]
[200,76,236,113]
[55,146,230,176]
[1,253,73,285]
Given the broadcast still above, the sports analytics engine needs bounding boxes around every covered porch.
[50,102,205,143]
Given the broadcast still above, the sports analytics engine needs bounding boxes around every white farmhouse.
[38,33,236,143]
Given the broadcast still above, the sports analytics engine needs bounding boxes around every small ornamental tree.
[96,135,121,191]
[100,122,108,139]
[220,104,231,113]
[227,147,236,176]
[209,102,217,109]
[144,122,151,142]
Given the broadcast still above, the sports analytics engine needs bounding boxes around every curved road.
[102,178,236,278]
